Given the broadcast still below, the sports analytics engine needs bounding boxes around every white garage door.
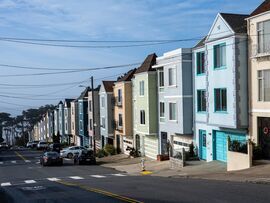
[144,136,158,160]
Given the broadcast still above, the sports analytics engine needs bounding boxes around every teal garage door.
[214,131,246,162]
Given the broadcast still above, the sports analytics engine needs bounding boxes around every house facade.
[99,81,115,148]
[248,1,270,159]
[78,87,90,147]
[58,101,65,142]
[71,99,79,146]
[88,86,101,150]
[46,110,54,142]
[54,107,59,136]
[132,54,159,159]
[193,13,249,162]
[64,99,73,144]
[114,69,136,155]
[153,48,193,157]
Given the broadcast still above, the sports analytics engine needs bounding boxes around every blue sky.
[0,0,262,115]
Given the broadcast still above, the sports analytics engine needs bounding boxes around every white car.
[37,141,48,150]
[60,146,87,159]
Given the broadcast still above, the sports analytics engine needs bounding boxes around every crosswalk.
[0,173,128,187]
[0,159,40,165]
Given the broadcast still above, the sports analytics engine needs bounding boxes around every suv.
[48,143,62,153]
[37,141,48,150]
[74,150,96,165]
[60,146,87,159]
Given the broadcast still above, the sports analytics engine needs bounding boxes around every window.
[139,81,145,96]
[214,43,226,69]
[118,114,123,127]
[65,109,67,117]
[197,90,206,112]
[65,123,68,131]
[79,121,83,130]
[89,101,92,112]
[101,97,105,108]
[159,70,164,89]
[79,103,83,114]
[140,110,145,125]
[258,20,270,54]
[71,107,74,115]
[169,103,177,121]
[168,67,176,86]
[258,70,270,101]
[160,102,165,122]
[72,122,74,130]
[101,117,105,128]
[214,88,227,112]
[196,52,205,75]
[88,118,92,130]
[118,89,122,103]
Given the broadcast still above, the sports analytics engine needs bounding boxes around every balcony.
[115,97,123,107]
[251,44,270,58]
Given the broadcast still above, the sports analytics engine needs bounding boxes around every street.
[0,149,269,202]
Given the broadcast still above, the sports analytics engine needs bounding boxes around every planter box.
[157,154,169,161]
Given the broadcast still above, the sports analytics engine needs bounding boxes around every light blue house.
[193,13,249,162]
[153,48,193,157]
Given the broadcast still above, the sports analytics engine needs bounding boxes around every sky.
[0,0,263,115]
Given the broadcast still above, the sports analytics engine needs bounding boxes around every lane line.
[11,161,16,164]
[24,180,36,184]
[112,174,127,177]
[47,178,61,182]
[25,160,31,163]
[69,176,84,180]
[56,180,143,203]
[15,151,27,161]
[1,182,11,187]
[0,162,3,164]
[90,175,106,178]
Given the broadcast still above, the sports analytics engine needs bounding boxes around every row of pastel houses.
[31,1,270,167]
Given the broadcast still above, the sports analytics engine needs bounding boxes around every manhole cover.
[21,186,46,191]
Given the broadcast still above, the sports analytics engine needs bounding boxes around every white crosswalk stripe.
[69,176,84,180]
[47,178,60,182]
[0,162,3,164]
[11,161,16,164]
[90,175,106,178]
[111,174,127,177]
[25,160,31,163]
[24,180,36,184]
[1,182,11,187]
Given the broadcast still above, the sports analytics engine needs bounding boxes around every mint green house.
[132,54,158,159]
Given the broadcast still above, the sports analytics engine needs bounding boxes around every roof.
[250,0,270,17]
[77,87,90,100]
[64,99,74,108]
[135,53,157,74]
[117,68,137,82]
[194,36,207,49]
[220,13,249,34]
[102,81,115,92]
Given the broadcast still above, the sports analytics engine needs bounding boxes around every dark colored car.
[49,143,61,153]
[32,141,39,149]
[74,150,96,165]
[40,151,63,166]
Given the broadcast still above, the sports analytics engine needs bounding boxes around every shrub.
[189,142,195,157]
[104,144,116,155]
[96,149,108,158]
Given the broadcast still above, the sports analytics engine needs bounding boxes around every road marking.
[69,176,84,180]
[0,162,3,164]
[56,180,143,203]
[90,175,106,178]
[47,178,60,182]
[36,161,40,164]
[25,160,31,163]
[11,161,16,164]
[112,174,127,177]
[1,182,11,187]
[15,151,27,161]
[140,170,152,175]
[24,180,36,184]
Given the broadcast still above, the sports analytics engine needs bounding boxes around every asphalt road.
[1,148,270,203]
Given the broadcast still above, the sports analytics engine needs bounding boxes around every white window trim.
[140,110,146,126]
[169,102,178,122]
[168,66,177,87]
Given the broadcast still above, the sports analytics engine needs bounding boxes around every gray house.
[64,99,73,144]
[153,48,193,157]
[58,101,65,142]
[99,81,115,148]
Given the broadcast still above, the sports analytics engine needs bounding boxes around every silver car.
[60,146,87,159]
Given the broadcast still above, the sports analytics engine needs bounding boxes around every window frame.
[213,43,226,70]
[257,20,270,54]
[168,67,177,87]
[139,81,145,96]
[169,102,177,121]
[197,89,207,112]
[118,114,123,127]
[159,102,165,122]
[214,88,227,112]
[158,70,164,91]
[140,110,145,125]
[196,51,205,75]
[258,69,270,102]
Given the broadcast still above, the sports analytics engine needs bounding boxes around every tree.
[0,112,12,143]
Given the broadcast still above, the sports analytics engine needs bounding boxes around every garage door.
[144,136,158,160]
[214,131,246,162]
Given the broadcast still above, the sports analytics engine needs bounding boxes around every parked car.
[48,143,62,153]
[40,151,63,166]
[32,141,39,149]
[60,146,87,159]
[37,141,48,150]
[26,141,33,148]
[0,142,9,150]
[74,150,96,165]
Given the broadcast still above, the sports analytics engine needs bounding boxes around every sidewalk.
[98,154,270,184]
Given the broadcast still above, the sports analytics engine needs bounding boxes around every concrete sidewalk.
[98,154,270,184]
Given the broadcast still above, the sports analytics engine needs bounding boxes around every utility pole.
[91,76,96,155]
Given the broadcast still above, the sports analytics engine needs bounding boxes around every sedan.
[40,152,63,166]
[60,146,87,159]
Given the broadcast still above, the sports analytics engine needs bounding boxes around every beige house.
[248,1,270,159]
[70,99,79,146]
[113,69,136,154]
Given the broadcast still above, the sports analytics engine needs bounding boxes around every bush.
[189,142,195,157]
[96,149,108,158]
[104,144,116,155]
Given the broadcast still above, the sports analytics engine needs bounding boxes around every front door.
[161,132,168,155]
[258,117,270,159]
[135,134,140,150]
[116,135,121,153]
[199,130,207,160]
